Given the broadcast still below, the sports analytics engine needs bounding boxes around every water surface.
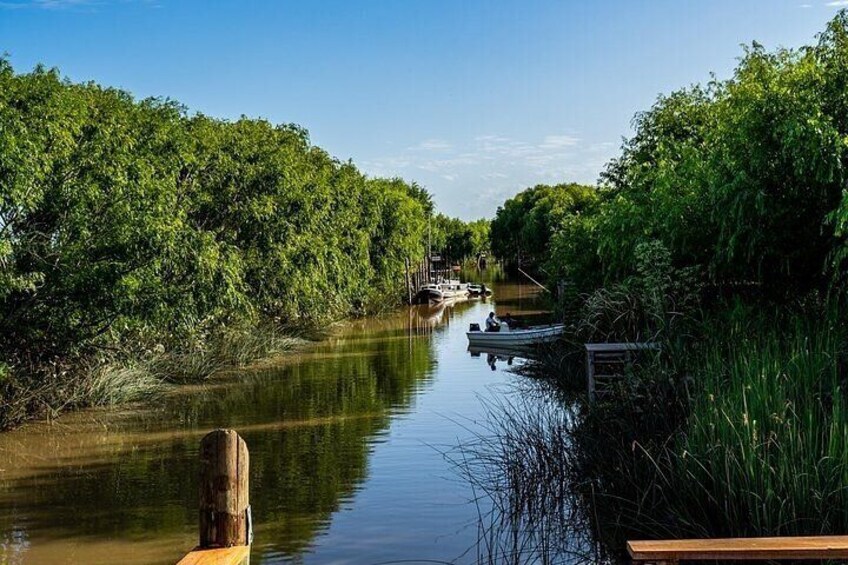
[0,280,560,564]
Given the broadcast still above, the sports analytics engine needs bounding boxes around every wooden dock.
[629,535,848,563]
[177,546,250,565]
[585,342,659,400]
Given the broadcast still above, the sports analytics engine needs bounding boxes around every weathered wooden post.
[404,257,413,305]
[199,429,251,547]
[177,429,251,565]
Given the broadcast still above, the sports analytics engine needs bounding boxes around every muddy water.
[0,280,555,564]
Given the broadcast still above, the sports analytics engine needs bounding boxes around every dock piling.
[199,429,251,548]
[178,429,251,565]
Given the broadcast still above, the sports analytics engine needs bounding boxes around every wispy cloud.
[539,135,580,149]
[361,132,617,218]
[826,0,848,6]
[0,0,157,9]
[408,138,453,151]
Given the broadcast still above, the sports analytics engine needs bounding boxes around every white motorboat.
[467,283,492,297]
[466,323,564,346]
[439,279,470,299]
[412,279,470,304]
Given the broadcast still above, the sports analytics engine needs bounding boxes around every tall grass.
[470,304,848,561]
[0,360,163,429]
[151,322,305,383]
[450,388,610,564]
[676,316,848,536]
[571,309,848,547]
[0,321,308,429]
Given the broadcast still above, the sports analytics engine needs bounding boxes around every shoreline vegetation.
[9,8,848,563]
[0,58,488,430]
[468,11,848,563]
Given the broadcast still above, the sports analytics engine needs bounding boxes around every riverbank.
[0,59,490,432]
[0,320,319,431]
[0,279,556,565]
[459,299,848,563]
[470,12,848,560]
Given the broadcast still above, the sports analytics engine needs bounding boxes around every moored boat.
[412,283,444,304]
[467,283,492,297]
[412,279,470,304]
[439,279,470,299]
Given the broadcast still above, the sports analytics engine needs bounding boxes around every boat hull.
[412,288,444,305]
[466,324,564,346]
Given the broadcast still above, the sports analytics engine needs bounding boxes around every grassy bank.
[468,304,848,561]
[0,321,310,430]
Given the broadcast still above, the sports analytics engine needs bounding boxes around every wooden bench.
[585,342,659,401]
[628,535,848,563]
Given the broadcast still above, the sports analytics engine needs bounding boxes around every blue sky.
[0,0,844,219]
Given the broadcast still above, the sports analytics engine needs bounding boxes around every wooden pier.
[585,342,659,401]
[177,429,251,565]
[629,535,848,563]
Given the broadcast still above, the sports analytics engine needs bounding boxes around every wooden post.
[178,429,250,565]
[586,348,595,402]
[404,257,413,305]
[199,429,251,548]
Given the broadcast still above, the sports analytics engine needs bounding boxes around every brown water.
[0,279,559,564]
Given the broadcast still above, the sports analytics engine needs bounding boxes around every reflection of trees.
[0,322,436,563]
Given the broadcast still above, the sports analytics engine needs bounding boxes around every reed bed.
[450,388,610,564]
[458,308,848,561]
[0,321,308,429]
[676,316,848,536]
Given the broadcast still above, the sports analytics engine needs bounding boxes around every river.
[0,278,579,564]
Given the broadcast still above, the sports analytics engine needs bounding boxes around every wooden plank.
[628,535,848,561]
[177,546,250,565]
[585,342,660,352]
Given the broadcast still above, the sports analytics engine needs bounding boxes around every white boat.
[467,283,492,297]
[466,323,564,346]
[413,283,444,304]
[412,279,469,304]
[440,279,470,299]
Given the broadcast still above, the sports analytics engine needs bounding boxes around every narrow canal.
[0,279,579,564]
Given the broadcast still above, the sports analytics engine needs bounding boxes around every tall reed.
[677,316,848,536]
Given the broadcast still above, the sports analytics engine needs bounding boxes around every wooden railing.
[177,429,251,565]
[628,535,848,563]
[585,342,659,401]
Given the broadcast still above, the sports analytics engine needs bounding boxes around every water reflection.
[0,279,570,564]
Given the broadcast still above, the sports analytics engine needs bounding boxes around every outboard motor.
[469,323,481,332]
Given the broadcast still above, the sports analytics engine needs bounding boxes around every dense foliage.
[493,13,848,301]
[481,9,848,555]
[429,214,490,262]
[0,60,441,426]
[489,182,597,272]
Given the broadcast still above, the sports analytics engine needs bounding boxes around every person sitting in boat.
[501,312,517,329]
[485,312,500,332]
